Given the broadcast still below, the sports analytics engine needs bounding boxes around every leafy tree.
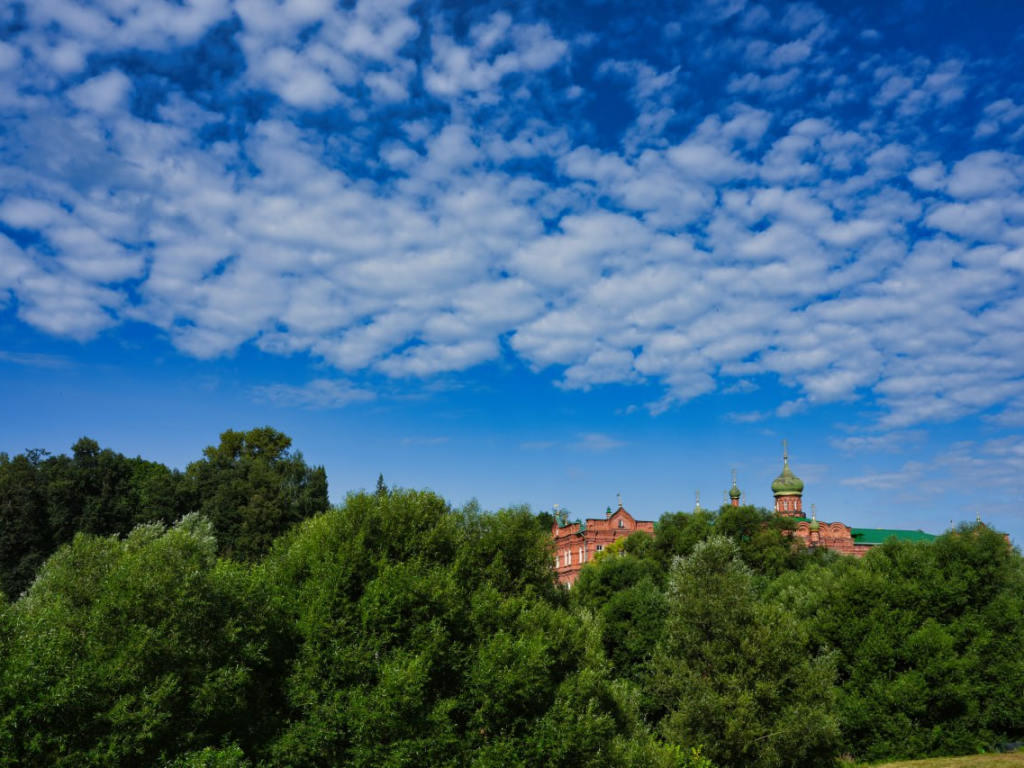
[771,524,1024,761]
[185,427,328,560]
[0,440,194,600]
[263,489,692,766]
[714,505,803,578]
[127,457,192,527]
[651,536,839,767]
[45,437,138,546]
[650,509,715,573]
[597,577,668,683]
[0,450,52,599]
[375,472,388,498]
[534,509,555,533]
[0,516,288,765]
[572,536,663,612]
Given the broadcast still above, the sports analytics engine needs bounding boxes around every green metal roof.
[850,528,938,545]
[771,458,804,496]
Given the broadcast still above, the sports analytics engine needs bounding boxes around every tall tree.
[0,450,53,599]
[651,536,839,767]
[186,427,329,560]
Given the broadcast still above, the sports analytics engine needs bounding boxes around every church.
[749,443,937,556]
[551,444,937,585]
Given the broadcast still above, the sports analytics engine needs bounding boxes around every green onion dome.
[809,518,819,532]
[729,483,741,500]
[771,458,804,497]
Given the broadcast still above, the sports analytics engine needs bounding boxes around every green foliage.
[0,450,52,599]
[165,744,249,767]
[651,536,839,768]
[770,524,1024,762]
[0,439,194,600]
[3,437,1020,767]
[714,505,804,578]
[650,509,715,571]
[0,516,287,766]
[261,489,680,766]
[648,506,804,580]
[185,427,329,560]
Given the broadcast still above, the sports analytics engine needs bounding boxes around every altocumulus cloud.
[1,0,1023,429]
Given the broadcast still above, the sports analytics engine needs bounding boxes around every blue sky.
[2,0,1024,544]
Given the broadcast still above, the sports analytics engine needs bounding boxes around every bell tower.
[771,440,805,517]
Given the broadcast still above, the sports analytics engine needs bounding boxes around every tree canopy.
[0,432,1021,766]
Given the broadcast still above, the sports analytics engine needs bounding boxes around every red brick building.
[551,500,655,585]
[760,442,937,556]
[550,443,938,583]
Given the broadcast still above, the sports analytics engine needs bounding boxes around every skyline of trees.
[1,428,1021,765]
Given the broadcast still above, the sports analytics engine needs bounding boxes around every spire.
[694,490,701,511]
[617,492,623,510]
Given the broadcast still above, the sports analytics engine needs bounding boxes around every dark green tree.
[45,437,137,546]
[127,457,192,527]
[0,450,53,599]
[771,524,1024,761]
[185,427,329,560]
[650,509,715,573]
[715,504,803,578]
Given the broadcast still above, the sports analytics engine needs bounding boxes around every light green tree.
[651,536,839,768]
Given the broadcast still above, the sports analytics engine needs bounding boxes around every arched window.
[618,519,624,529]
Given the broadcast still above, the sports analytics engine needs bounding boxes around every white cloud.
[945,151,1024,199]
[841,460,928,490]
[251,378,376,409]
[0,350,73,369]
[2,0,1024,438]
[571,433,626,452]
[19,0,231,77]
[67,69,133,114]
[424,13,567,101]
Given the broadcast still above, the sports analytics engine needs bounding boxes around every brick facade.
[548,446,936,583]
[551,505,655,585]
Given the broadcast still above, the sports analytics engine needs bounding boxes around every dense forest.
[1,430,1022,766]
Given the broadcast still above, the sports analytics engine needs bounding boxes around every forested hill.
[1,431,1022,767]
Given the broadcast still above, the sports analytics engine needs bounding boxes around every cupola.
[772,440,804,516]
[729,468,741,506]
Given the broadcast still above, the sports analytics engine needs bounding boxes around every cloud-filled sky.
[2,0,1024,543]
